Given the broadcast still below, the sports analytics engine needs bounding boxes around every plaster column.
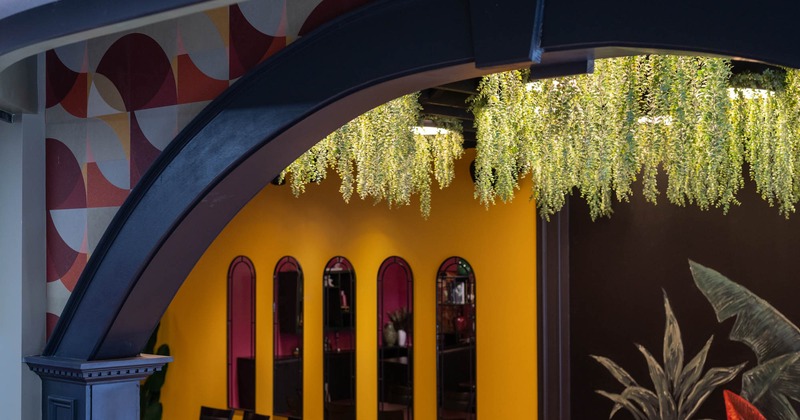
[0,54,46,420]
[25,355,172,419]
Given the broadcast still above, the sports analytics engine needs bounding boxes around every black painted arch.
[45,0,513,360]
[44,0,800,370]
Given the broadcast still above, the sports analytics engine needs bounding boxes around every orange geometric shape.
[60,252,88,291]
[262,36,287,62]
[177,54,230,104]
[205,7,230,46]
[97,113,131,159]
[86,162,130,207]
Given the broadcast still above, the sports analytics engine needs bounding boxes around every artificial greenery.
[140,323,170,420]
[473,56,800,220]
[282,55,800,220]
[280,93,463,218]
[388,307,411,331]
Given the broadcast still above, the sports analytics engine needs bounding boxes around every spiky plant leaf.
[620,386,660,419]
[677,336,714,410]
[638,344,678,419]
[663,292,684,392]
[690,261,800,419]
[596,390,648,420]
[681,362,747,419]
[592,355,639,387]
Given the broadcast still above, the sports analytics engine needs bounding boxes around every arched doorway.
[26,0,800,418]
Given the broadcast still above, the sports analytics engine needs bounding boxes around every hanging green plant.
[472,55,800,220]
[282,55,800,221]
[280,93,463,218]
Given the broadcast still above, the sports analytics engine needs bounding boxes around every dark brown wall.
[569,177,800,419]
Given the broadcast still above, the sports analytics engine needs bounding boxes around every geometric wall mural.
[44,0,373,336]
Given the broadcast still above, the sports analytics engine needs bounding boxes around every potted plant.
[388,308,412,347]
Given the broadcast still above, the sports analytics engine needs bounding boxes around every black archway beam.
[44,0,544,360]
[44,0,800,364]
[540,0,800,69]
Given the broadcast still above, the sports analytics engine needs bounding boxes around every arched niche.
[323,257,356,420]
[273,256,304,419]
[377,256,414,419]
[436,257,476,420]
[228,256,256,410]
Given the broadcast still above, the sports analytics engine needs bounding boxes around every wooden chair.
[325,401,356,420]
[242,411,270,420]
[286,394,302,417]
[378,409,405,420]
[199,406,234,420]
[440,391,475,420]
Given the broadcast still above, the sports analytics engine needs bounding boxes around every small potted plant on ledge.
[388,308,411,347]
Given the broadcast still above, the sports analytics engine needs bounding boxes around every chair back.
[442,391,473,411]
[242,411,270,420]
[325,401,356,420]
[199,406,234,420]
[378,409,405,420]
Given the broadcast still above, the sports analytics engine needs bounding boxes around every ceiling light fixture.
[412,126,451,136]
[728,88,773,100]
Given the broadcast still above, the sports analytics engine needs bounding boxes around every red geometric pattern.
[230,4,287,79]
[44,0,375,335]
[45,138,86,210]
[95,34,177,111]
[177,53,229,104]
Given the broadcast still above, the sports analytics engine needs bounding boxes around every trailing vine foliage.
[473,56,800,220]
[283,55,800,221]
[280,93,464,218]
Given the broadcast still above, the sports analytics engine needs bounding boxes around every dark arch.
[44,0,800,361]
[227,256,256,410]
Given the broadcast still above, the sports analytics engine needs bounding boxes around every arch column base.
[25,355,171,420]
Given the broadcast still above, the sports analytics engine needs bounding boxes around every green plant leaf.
[596,390,647,420]
[637,344,677,419]
[140,324,168,419]
[142,402,162,420]
[662,291,684,392]
[690,261,800,419]
[146,370,167,392]
[680,362,747,419]
[591,355,639,387]
[677,336,714,410]
[741,352,800,420]
[156,343,170,356]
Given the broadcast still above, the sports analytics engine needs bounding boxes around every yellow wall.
[160,149,538,419]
